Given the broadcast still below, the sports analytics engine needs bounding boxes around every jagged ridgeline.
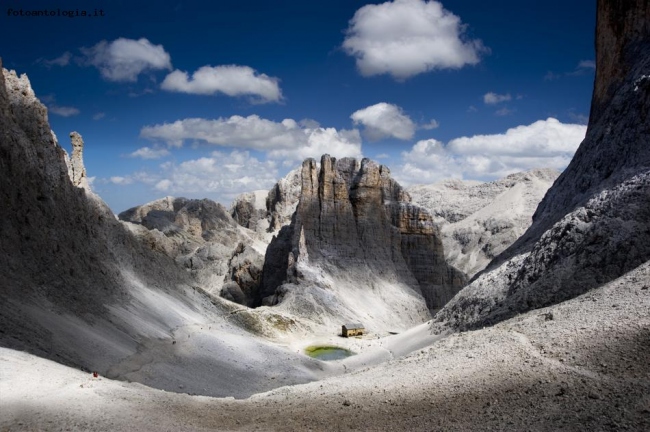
[260,155,467,313]
[119,154,467,327]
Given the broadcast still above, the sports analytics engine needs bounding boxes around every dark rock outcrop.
[261,155,466,312]
[437,0,650,329]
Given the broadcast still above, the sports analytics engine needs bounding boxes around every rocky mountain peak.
[261,154,466,313]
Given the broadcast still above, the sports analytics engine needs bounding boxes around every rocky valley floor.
[2,261,648,432]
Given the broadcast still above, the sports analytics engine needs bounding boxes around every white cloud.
[93,112,105,120]
[140,115,362,162]
[350,102,415,141]
[298,119,320,129]
[342,0,486,80]
[483,92,511,104]
[110,176,133,185]
[48,105,80,117]
[395,138,462,184]
[448,118,584,158]
[161,65,282,103]
[152,150,279,203]
[129,147,171,159]
[393,118,586,184]
[267,127,362,161]
[420,119,439,130]
[141,115,305,149]
[81,38,172,82]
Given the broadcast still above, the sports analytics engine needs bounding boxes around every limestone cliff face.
[437,0,650,329]
[261,155,466,311]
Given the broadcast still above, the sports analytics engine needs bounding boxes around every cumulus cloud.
[351,102,415,141]
[81,38,172,82]
[128,147,171,159]
[342,0,486,80]
[392,118,586,184]
[92,112,106,120]
[141,115,305,149]
[152,150,279,203]
[483,92,511,104]
[48,105,80,117]
[141,115,362,162]
[267,127,362,161]
[395,138,462,184]
[161,65,282,103]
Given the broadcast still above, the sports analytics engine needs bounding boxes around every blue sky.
[2,0,595,212]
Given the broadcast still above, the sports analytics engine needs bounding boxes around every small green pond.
[305,345,355,361]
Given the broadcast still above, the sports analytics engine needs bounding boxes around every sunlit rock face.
[409,169,560,278]
[436,0,650,330]
[261,154,466,313]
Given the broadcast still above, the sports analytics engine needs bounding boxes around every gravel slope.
[2,260,648,431]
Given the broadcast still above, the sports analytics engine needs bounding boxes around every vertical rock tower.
[261,155,466,313]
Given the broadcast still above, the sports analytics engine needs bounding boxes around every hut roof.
[343,323,364,329]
